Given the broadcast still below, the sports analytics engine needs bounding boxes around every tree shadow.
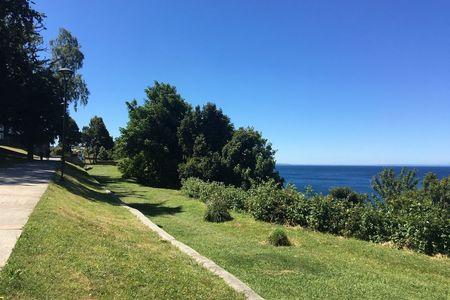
[55,177,120,206]
[128,202,183,217]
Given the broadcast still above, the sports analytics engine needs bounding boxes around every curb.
[105,190,264,300]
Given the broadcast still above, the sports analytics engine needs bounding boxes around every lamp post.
[58,67,73,180]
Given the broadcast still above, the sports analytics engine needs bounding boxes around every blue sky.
[35,0,450,165]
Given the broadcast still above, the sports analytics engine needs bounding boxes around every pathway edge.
[110,191,264,300]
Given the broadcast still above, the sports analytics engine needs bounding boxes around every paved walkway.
[0,161,56,268]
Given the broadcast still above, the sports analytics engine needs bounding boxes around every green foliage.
[181,177,248,211]
[247,180,294,224]
[63,117,81,151]
[267,228,291,246]
[97,146,109,161]
[182,170,449,255]
[178,150,224,182]
[117,82,281,189]
[50,28,89,109]
[329,186,367,204]
[222,128,283,189]
[116,82,190,187]
[423,175,450,205]
[178,103,234,158]
[204,195,232,223]
[371,168,418,201]
[82,116,114,163]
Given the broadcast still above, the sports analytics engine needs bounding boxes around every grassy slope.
[0,164,242,299]
[0,145,29,167]
[90,164,450,300]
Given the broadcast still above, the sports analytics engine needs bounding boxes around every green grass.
[0,145,29,167]
[90,164,450,300]
[0,163,242,299]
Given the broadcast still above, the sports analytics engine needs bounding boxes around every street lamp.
[58,67,73,180]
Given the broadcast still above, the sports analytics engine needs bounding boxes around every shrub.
[204,195,232,222]
[181,177,249,210]
[385,191,449,255]
[97,146,109,160]
[247,180,295,224]
[181,177,207,199]
[267,228,291,246]
[371,168,418,201]
[182,173,449,256]
[329,186,367,204]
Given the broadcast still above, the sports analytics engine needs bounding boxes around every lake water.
[276,165,450,194]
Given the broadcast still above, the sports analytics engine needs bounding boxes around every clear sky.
[34,0,450,165]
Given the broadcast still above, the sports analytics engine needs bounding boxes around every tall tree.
[64,117,81,151]
[0,0,62,158]
[117,82,191,187]
[82,116,113,163]
[177,102,234,182]
[178,102,234,157]
[221,127,283,189]
[50,28,89,109]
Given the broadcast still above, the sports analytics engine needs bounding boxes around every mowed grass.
[0,145,29,167]
[90,164,450,300]
[0,163,242,299]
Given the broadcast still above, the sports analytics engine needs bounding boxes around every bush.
[181,177,207,199]
[267,228,291,246]
[329,186,367,204]
[385,191,449,255]
[247,180,295,224]
[181,177,249,210]
[204,195,232,223]
[97,146,109,160]
[181,173,449,256]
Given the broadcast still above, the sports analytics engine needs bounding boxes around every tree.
[50,28,89,109]
[178,103,234,157]
[0,0,44,122]
[177,102,234,182]
[371,168,418,201]
[116,82,191,187]
[221,127,283,189]
[82,116,113,163]
[64,117,81,151]
[0,0,62,159]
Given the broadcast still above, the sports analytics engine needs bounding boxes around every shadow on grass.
[54,164,120,206]
[128,202,183,217]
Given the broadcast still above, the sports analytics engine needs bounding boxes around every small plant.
[204,195,232,223]
[268,228,291,246]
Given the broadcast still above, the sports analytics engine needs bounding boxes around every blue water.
[276,165,450,195]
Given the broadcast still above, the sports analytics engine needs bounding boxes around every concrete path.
[0,161,56,268]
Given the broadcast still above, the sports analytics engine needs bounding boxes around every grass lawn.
[0,163,242,299]
[0,145,29,167]
[90,164,450,300]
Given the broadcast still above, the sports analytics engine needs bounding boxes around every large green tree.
[64,117,82,151]
[221,127,283,189]
[82,116,113,163]
[0,0,63,158]
[177,102,234,182]
[117,82,191,187]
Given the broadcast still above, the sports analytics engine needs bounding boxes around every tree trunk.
[26,141,34,161]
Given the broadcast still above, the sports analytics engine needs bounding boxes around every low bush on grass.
[181,169,450,255]
[267,228,291,246]
[204,196,232,223]
[182,177,248,210]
